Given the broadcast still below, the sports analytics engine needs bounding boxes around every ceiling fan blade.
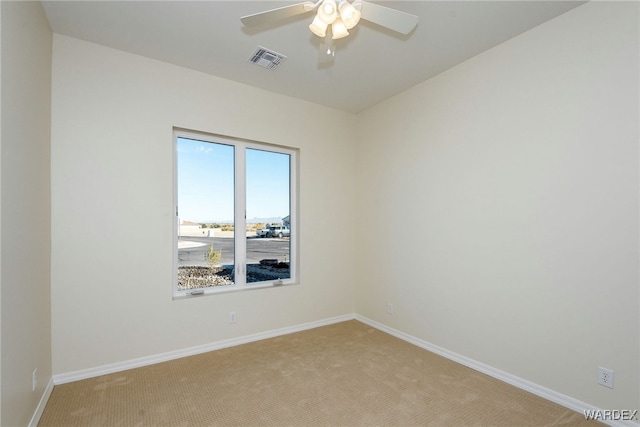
[241,2,314,27]
[359,1,418,35]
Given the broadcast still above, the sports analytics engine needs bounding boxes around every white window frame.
[173,128,298,298]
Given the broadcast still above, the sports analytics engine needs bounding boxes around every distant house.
[179,220,211,237]
[282,216,290,228]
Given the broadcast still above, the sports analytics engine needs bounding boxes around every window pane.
[177,137,235,290]
[246,148,291,284]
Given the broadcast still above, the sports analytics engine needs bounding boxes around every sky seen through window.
[177,137,290,224]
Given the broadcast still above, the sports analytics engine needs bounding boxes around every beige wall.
[50,35,358,374]
[1,1,52,425]
[355,1,639,411]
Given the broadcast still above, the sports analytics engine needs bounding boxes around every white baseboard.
[28,377,54,427]
[355,314,639,427]
[53,313,355,385]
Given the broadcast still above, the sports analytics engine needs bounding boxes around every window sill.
[173,280,298,300]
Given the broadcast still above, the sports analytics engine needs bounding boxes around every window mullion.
[289,151,297,283]
[235,144,247,287]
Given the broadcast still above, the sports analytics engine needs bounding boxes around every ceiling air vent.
[249,46,286,70]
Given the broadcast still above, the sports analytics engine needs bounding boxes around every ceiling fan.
[241,0,418,62]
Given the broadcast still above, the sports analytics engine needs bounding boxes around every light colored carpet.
[39,320,600,426]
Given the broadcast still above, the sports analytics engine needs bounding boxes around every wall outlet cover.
[598,367,614,389]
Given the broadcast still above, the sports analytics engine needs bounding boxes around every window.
[174,129,297,296]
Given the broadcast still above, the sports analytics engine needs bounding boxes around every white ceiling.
[42,1,585,113]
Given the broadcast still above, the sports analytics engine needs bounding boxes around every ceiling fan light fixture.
[339,0,361,29]
[241,0,420,64]
[331,18,349,39]
[309,15,328,37]
[317,0,338,24]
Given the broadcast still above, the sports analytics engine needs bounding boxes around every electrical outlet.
[229,311,237,323]
[386,303,394,315]
[598,367,614,388]
[32,369,37,391]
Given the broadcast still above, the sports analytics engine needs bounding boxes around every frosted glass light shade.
[331,18,349,39]
[317,0,338,24]
[309,15,328,37]
[339,1,361,29]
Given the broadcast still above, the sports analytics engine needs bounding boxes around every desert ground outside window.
[174,129,297,297]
